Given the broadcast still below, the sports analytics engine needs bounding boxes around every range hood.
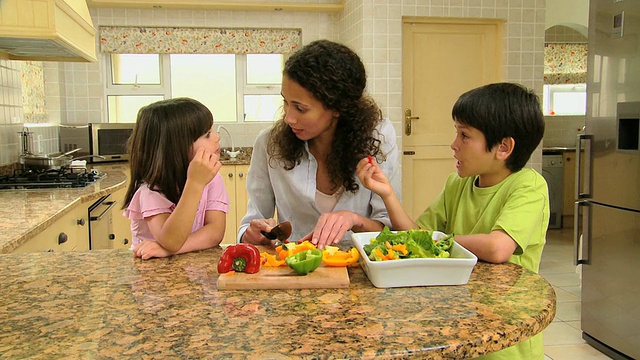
[0,0,97,62]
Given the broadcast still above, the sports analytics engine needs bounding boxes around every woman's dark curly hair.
[268,39,385,193]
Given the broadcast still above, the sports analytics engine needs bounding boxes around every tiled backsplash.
[543,115,586,148]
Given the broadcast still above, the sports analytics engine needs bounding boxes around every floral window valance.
[544,43,588,85]
[99,26,301,54]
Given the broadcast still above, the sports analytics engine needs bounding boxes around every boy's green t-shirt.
[415,168,550,273]
[414,168,550,360]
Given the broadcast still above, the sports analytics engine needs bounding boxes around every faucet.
[217,125,240,159]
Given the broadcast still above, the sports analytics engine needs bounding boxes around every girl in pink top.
[123,98,229,260]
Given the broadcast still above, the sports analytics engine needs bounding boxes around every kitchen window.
[543,83,587,116]
[105,53,284,123]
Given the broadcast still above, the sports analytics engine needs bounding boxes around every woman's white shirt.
[237,117,399,242]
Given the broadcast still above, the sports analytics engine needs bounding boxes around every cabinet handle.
[58,232,68,245]
[77,218,85,226]
[238,172,244,178]
[123,238,130,245]
[109,234,115,240]
[228,173,233,178]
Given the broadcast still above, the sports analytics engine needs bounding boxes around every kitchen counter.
[0,170,128,253]
[0,248,556,359]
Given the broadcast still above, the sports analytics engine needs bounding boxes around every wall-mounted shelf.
[86,0,344,13]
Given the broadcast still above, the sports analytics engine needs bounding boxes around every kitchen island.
[0,247,556,359]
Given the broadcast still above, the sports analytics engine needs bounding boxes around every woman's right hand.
[188,147,222,188]
[241,218,278,245]
[356,157,393,198]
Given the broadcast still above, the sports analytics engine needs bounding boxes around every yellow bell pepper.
[322,246,359,267]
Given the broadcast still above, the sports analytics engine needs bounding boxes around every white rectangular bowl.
[351,231,478,288]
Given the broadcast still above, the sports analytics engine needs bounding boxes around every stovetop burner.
[0,167,105,190]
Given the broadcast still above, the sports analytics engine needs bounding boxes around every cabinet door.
[221,165,238,245]
[110,187,132,249]
[235,165,249,227]
[14,204,89,253]
[219,165,250,245]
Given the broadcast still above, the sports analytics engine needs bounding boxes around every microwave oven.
[59,123,135,163]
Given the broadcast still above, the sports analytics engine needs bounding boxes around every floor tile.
[543,321,585,346]
[552,286,581,303]
[544,344,614,359]
[555,301,581,322]
[541,273,582,288]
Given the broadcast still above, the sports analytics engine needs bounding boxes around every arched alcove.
[545,24,588,44]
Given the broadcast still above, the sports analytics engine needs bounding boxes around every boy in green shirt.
[357,82,550,360]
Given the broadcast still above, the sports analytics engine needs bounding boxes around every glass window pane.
[246,54,282,84]
[111,54,160,85]
[170,54,237,123]
[545,84,587,115]
[244,95,283,122]
[107,95,164,123]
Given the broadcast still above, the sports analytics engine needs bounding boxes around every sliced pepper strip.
[260,252,287,267]
[322,247,360,267]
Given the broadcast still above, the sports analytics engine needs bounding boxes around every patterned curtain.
[100,26,301,54]
[544,43,588,85]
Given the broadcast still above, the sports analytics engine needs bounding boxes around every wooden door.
[402,17,503,220]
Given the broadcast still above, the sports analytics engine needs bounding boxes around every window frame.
[104,53,283,123]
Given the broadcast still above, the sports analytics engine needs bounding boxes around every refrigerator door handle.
[574,200,590,265]
[576,134,593,199]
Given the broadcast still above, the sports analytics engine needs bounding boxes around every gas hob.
[0,167,105,190]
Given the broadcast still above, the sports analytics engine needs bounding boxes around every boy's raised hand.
[188,147,222,188]
[356,157,393,198]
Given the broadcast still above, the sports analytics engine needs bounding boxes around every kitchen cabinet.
[92,163,131,249]
[0,0,97,62]
[13,203,89,253]
[221,164,249,245]
[109,187,132,249]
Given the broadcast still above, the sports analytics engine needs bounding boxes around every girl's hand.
[242,218,277,245]
[301,210,357,249]
[188,147,222,188]
[356,157,393,198]
[133,239,172,260]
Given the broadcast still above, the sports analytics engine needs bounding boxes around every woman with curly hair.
[238,39,399,248]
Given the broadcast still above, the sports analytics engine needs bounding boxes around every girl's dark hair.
[452,82,545,172]
[268,39,385,193]
[123,97,213,208]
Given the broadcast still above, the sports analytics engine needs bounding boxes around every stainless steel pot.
[20,149,106,170]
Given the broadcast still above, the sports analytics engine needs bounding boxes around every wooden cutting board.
[216,265,350,290]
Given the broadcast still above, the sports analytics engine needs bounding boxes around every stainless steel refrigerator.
[575,1,640,359]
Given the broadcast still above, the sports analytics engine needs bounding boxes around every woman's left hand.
[133,239,172,260]
[301,210,358,249]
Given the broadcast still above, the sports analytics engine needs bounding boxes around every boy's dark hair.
[452,82,544,172]
[124,97,213,208]
[268,39,385,193]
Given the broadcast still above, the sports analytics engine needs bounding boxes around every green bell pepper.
[285,249,323,275]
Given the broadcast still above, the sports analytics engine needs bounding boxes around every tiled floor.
[540,227,613,360]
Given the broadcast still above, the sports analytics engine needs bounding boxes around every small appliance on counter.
[60,123,134,163]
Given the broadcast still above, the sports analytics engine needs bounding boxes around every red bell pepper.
[218,244,261,274]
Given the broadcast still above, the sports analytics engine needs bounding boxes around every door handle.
[404,109,420,135]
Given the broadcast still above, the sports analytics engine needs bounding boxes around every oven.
[88,194,118,250]
[60,123,134,163]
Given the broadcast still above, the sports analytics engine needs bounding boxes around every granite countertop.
[0,248,556,359]
[0,170,128,253]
